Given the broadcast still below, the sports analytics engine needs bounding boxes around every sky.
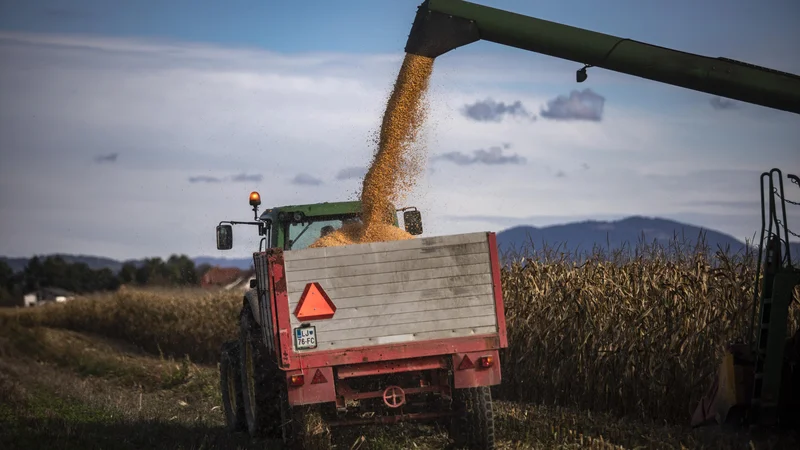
[0,0,799,260]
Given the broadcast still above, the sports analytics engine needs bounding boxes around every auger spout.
[404,0,800,115]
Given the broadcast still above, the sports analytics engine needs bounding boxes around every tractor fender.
[244,288,261,326]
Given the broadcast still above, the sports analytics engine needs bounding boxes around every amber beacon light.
[249,191,262,220]
[249,191,261,206]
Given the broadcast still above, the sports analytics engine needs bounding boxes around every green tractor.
[214,191,424,441]
[214,192,423,253]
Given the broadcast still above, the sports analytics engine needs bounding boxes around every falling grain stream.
[310,54,435,248]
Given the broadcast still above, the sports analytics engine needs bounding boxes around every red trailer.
[217,200,507,449]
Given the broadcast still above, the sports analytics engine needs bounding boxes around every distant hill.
[2,216,799,273]
[0,254,254,274]
[496,216,800,260]
[0,254,139,274]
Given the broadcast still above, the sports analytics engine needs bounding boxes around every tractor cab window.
[285,216,361,250]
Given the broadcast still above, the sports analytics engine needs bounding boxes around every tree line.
[0,255,217,307]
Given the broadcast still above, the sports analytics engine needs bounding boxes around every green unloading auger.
[404,0,800,115]
[403,0,800,431]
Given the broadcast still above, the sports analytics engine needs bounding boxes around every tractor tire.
[450,386,496,450]
[277,381,333,450]
[219,340,246,432]
[239,306,280,439]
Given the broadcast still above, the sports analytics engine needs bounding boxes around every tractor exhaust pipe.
[404,0,800,115]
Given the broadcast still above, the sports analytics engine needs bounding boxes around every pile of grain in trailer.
[309,54,435,248]
[308,222,414,249]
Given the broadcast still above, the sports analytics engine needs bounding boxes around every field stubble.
[2,238,799,448]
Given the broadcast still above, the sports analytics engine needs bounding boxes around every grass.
[0,324,769,449]
[1,238,799,449]
[0,322,267,450]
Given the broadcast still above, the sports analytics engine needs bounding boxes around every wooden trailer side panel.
[281,232,500,353]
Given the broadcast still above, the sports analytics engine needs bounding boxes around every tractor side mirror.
[404,210,423,235]
[216,224,233,250]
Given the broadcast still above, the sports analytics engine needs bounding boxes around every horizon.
[0,214,781,262]
[1,0,799,261]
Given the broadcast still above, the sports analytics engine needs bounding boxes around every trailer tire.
[239,307,280,438]
[219,340,246,432]
[450,386,495,450]
[278,383,332,450]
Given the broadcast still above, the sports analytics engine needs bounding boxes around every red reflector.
[458,355,474,370]
[311,369,327,385]
[289,374,305,386]
[479,356,494,368]
[294,282,337,321]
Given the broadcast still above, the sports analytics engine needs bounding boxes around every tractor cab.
[214,191,423,252]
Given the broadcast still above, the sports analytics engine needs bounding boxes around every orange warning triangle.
[294,282,336,321]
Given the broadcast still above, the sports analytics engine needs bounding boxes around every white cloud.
[0,31,798,261]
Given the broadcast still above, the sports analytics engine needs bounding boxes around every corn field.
[498,236,800,424]
[3,238,798,427]
[3,287,242,364]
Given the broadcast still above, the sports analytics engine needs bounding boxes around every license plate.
[294,326,317,350]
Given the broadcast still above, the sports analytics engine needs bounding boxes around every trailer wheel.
[219,340,246,432]
[278,383,332,450]
[239,307,280,438]
[450,386,495,450]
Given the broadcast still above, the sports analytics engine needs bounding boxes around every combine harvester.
[689,169,800,430]
[401,0,800,435]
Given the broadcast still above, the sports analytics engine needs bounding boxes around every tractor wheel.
[450,386,496,450]
[277,381,332,450]
[239,307,280,438]
[219,340,246,432]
